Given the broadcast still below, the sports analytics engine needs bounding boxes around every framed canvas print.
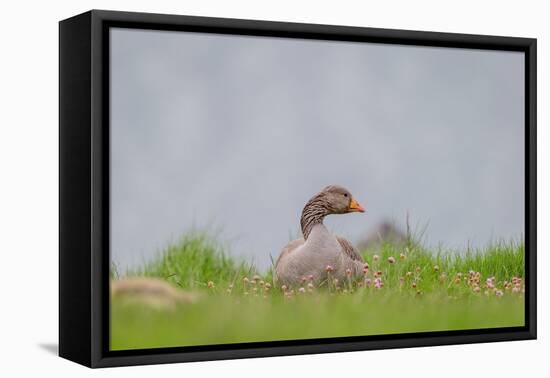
[59,10,537,368]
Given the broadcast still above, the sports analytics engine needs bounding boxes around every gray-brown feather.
[275,236,362,267]
[336,236,364,262]
[274,238,304,268]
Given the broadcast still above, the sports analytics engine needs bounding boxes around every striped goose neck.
[300,195,331,240]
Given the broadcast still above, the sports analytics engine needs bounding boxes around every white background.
[0,0,546,376]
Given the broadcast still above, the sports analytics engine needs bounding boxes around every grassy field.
[111,233,525,351]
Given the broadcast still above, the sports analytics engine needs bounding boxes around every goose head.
[300,185,365,240]
[318,185,365,214]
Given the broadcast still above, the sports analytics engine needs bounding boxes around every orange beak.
[349,198,365,213]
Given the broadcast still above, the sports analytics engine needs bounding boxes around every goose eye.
[343,193,348,197]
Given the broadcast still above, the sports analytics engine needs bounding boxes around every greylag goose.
[274,185,365,288]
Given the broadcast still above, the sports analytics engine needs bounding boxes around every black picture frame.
[59,9,537,368]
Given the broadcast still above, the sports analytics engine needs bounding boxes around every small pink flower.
[308,274,314,281]
[207,281,215,288]
[495,290,504,297]
[373,254,380,262]
[364,278,372,286]
[363,267,369,275]
[325,265,334,273]
[486,277,495,289]
[363,262,369,269]
[298,287,306,294]
[388,256,396,264]
[374,278,383,289]
[345,268,352,277]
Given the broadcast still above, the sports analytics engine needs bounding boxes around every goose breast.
[275,224,346,287]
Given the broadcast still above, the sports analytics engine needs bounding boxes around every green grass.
[127,232,256,289]
[111,234,525,351]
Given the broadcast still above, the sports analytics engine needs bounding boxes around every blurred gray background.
[110,28,524,271]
